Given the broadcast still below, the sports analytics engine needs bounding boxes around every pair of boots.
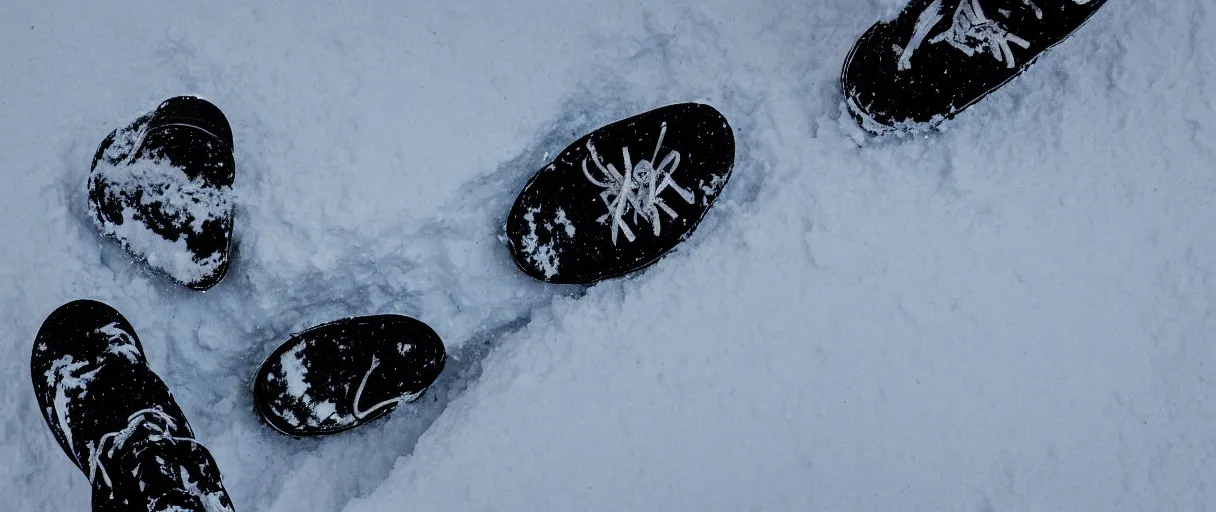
[36,96,244,511]
[38,97,446,511]
[34,299,447,512]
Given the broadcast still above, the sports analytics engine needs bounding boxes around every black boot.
[504,103,735,284]
[254,315,446,437]
[88,96,236,290]
[842,0,1108,134]
[31,300,235,511]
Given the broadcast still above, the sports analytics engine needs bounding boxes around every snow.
[279,344,311,402]
[45,356,96,468]
[2,0,1214,510]
[263,340,361,431]
[520,206,563,279]
[90,153,233,286]
[553,209,575,239]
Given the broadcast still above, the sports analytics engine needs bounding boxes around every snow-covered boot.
[88,96,236,290]
[253,314,446,437]
[842,0,1108,134]
[31,300,236,511]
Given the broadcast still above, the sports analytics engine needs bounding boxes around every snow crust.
[2,0,1215,510]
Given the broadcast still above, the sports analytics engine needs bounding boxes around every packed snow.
[91,155,233,285]
[2,0,1215,510]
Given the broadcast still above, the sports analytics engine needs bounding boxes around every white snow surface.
[2,0,1214,510]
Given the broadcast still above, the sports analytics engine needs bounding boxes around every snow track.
[3,0,1216,510]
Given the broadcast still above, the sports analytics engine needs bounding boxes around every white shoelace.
[581,122,696,246]
[87,408,195,492]
[900,0,1044,70]
[352,356,423,420]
